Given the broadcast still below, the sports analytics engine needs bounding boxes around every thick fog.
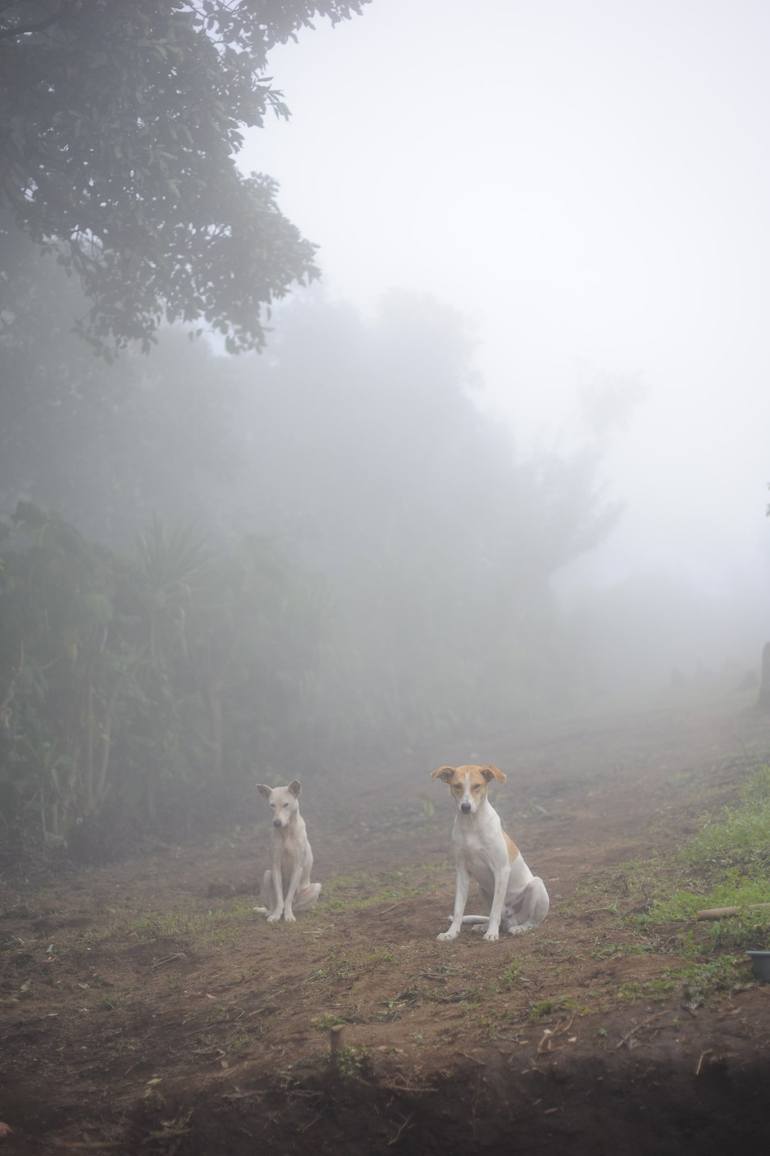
[2,0,769,855]
[244,0,770,683]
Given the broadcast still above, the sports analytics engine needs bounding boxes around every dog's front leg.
[267,857,284,922]
[282,863,304,923]
[438,864,469,941]
[484,863,511,942]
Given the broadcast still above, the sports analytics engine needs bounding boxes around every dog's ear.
[480,764,506,783]
[288,779,301,797]
[431,765,455,782]
[257,784,272,799]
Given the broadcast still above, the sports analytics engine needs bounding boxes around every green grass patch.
[566,763,770,1009]
[650,875,770,923]
[81,896,260,949]
[128,897,258,942]
[641,765,770,950]
[681,764,770,876]
[619,956,745,1005]
[609,766,770,923]
[528,995,578,1021]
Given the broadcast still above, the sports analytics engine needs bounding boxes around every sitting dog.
[255,780,321,922]
[431,763,549,942]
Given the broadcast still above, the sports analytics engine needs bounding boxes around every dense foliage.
[0,0,369,352]
[0,506,325,861]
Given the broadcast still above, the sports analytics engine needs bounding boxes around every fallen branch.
[387,1113,414,1147]
[537,1029,554,1054]
[695,903,770,921]
[378,900,414,916]
[616,1011,665,1050]
[537,1014,576,1054]
[381,1081,436,1095]
[151,952,187,970]
[298,1113,323,1134]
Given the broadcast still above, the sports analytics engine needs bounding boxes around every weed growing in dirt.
[528,995,577,1021]
[333,1045,372,1080]
[224,1029,254,1058]
[498,961,522,990]
[679,957,742,1004]
[312,1012,348,1031]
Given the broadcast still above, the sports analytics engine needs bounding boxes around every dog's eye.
[472,784,482,792]
[283,803,289,808]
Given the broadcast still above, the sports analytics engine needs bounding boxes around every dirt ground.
[2,693,770,1154]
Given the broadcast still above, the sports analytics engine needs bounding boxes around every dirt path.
[1,694,770,1154]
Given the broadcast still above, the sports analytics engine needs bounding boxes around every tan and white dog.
[432,763,549,942]
[255,780,321,923]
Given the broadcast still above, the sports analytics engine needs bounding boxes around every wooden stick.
[616,1011,664,1049]
[695,903,770,921]
[387,1113,414,1147]
[150,952,187,969]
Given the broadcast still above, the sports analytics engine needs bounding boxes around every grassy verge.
[643,763,770,952]
[562,764,770,1008]
[610,763,770,1000]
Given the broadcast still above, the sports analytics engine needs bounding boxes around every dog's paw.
[283,911,296,923]
[266,911,282,923]
[482,929,500,942]
[437,930,458,941]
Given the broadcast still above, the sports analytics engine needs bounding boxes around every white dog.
[431,763,549,942]
[255,780,321,923]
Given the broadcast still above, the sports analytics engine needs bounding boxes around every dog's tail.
[447,914,489,925]
[252,905,269,914]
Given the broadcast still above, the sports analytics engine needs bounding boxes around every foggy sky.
[240,0,770,647]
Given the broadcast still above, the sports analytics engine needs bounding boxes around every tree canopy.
[0,1,370,353]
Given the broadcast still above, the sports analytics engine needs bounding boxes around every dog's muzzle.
[460,802,472,814]
[273,818,283,828]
